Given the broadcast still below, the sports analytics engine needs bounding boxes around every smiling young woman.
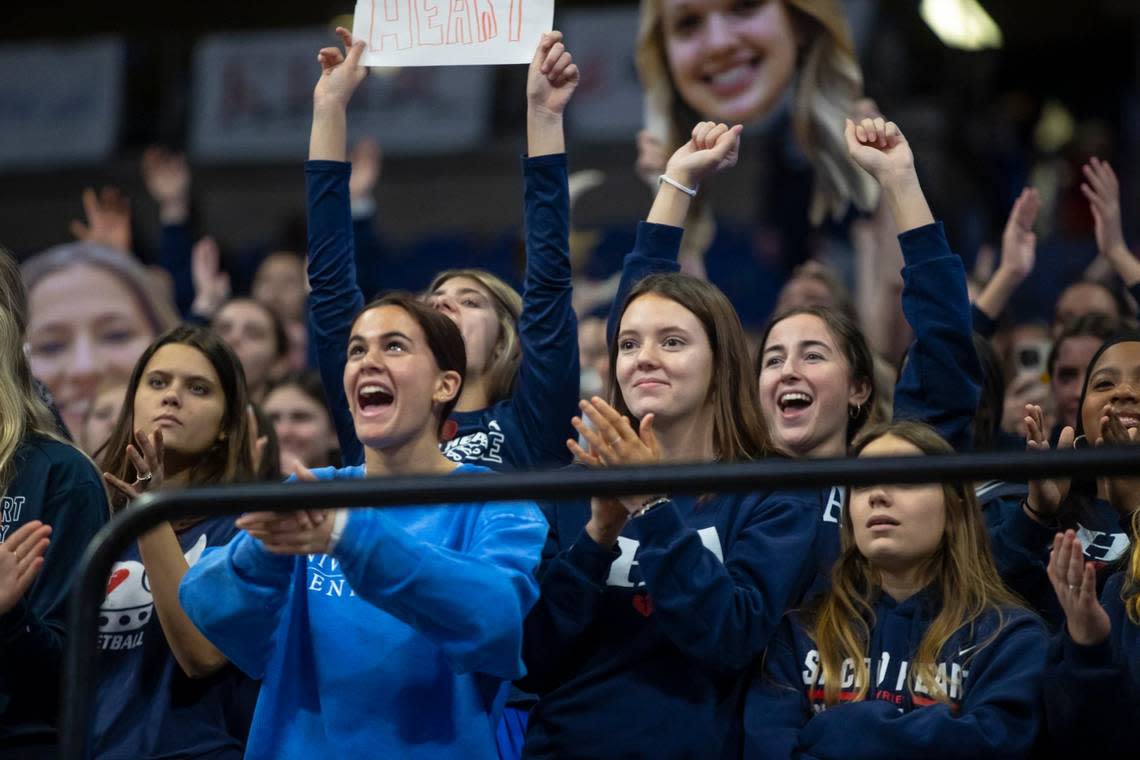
[745,422,1048,759]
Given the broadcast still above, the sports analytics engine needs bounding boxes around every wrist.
[159,200,190,226]
[877,167,921,196]
[312,101,348,122]
[527,104,564,125]
[585,517,625,548]
[1068,622,1109,648]
[1023,497,1058,526]
[662,165,697,189]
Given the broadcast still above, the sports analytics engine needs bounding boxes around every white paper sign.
[352,0,554,67]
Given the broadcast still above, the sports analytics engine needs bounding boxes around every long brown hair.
[0,247,72,493]
[636,0,877,225]
[427,269,520,405]
[609,273,772,461]
[807,421,1021,705]
[101,325,255,512]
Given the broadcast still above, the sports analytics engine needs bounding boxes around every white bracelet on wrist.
[658,174,698,197]
[328,508,349,552]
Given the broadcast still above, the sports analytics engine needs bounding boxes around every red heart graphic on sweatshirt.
[106,569,129,596]
[632,594,654,617]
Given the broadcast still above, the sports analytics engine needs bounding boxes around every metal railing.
[60,446,1140,757]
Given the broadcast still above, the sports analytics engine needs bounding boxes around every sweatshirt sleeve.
[352,211,387,303]
[507,154,579,468]
[157,222,196,318]
[798,614,1048,760]
[893,222,982,453]
[331,501,547,681]
[0,473,106,715]
[984,497,1058,613]
[178,532,297,679]
[633,491,819,671]
[1042,573,1137,752]
[743,618,812,759]
[606,221,682,344]
[306,160,365,467]
[971,303,998,340]
[518,512,620,694]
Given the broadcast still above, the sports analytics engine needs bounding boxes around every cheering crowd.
[2,2,1140,758]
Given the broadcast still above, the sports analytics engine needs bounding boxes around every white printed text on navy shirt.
[606,527,723,588]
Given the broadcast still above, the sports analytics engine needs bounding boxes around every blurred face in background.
[578,316,610,399]
[81,382,128,460]
[214,299,284,400]
[264,383,337,470]
[1054,283,1120,337]
[1051,335,1102,431]
[26,264,156,436]
[252,252,308,325]
[662,0,799,124]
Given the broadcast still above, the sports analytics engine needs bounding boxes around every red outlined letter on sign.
[371,0,414,51]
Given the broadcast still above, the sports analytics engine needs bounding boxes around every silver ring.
[134,472,153,483]
[607,439,621,446]
[1068,584,1079,592]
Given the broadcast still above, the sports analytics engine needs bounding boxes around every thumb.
[709,125,742,161]
[843,118,860,156]
[69,220,91,241]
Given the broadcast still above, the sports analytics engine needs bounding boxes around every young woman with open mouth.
[305,29,581,476]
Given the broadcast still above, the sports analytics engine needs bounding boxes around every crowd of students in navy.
[2,28,1140,760]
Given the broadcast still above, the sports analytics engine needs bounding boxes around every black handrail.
[60,446,1140,757]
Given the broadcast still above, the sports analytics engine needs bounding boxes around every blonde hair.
[1125,509,1140,624]
[427,269,522,404]
[0,248,73,493]
[807,421,1022,706]
[636,0,878,225]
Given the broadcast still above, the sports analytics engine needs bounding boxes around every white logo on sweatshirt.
[306,554,358,599]
[443,420,505,465]
[98,535,209,651]
[822,487,844,524]
[0,497,27,541]
[605,527,724,588]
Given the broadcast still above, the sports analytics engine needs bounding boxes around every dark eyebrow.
[380,331,414,342]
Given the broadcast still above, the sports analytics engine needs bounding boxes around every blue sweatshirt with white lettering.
[306,155,578,472]
[745,588,1047,759]
[1042,571,1140,753]
[0,435,107,753]
[178,463,548,760]
[520,487,819,759]
[610,222,982,595]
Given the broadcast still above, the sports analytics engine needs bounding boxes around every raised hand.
[314,27,368,113]
[1094,406,1140,516]
[664,121,744,190]
[190,236,231,319]
[1000,188,1041,280]
[70,186,133,254]
[1082,157,1140,286]
[527,31,579,118]
[843,117,914,183]
[0,521,52,615]
[1025,404,1075,521]
[104,428,167,502]
[237,464,334,555]
[1048,530,1111,646]
[246,406,269,475]
[141,147,191,224]
[567,397,662,515]
[635,129,668,189]
[349,138,383,202]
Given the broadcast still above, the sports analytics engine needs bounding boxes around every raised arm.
[845,116,981,452]
[973,188,1040,337]
[507,32,582,467]
[141,147,198,317]
[1082,157,1140,297]
[607,122,742,342]
[306,28,370,466]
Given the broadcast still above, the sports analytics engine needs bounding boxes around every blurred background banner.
[559,6,643,142]
[191,27,493,162]
[0,38,124,169]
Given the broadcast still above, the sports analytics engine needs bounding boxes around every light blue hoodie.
[179,463,547,759]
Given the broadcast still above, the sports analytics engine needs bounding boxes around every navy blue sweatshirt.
[0,435,108,752]
[1042,571,1140,753]
[985,495,1127,627]
[306,155,578,471]
[520,488,819,759]
[93,515,258,759]
[745,589,1047,759]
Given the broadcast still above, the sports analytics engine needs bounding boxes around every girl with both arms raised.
[520,122,820,759]
[745,422,1048,759]
[306,30,580,474]
[178,31,549,759]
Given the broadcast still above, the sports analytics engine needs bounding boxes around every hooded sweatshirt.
[178,463,547,759]
[520,488,819,759]
[745,588,1047,759]
[1042,570,1140,753]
